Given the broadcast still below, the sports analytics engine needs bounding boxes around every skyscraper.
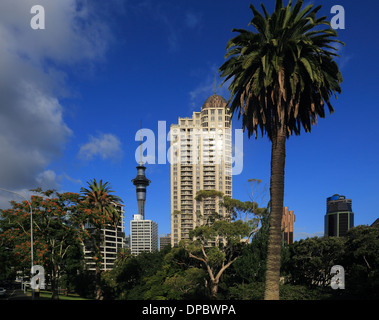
[170,93,233,247]
[324,194,354,237]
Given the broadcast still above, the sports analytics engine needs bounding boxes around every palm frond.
[219,0,344,141]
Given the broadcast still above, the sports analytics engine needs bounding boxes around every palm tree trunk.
[264,130,286,300]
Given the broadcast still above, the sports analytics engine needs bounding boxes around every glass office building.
[324,194,354,237]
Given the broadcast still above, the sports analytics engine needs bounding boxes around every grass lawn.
[26,290,92,300]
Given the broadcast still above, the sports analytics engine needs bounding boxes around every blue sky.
[0,0,378,241]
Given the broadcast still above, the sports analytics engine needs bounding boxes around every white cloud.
[0,187,38,210]
[0,0,111,66]
[78,133,122,161]
[0,0,114,201]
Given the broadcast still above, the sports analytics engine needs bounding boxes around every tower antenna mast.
[214,72,217,95]
[139,120,143,165]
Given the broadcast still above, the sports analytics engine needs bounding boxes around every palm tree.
[219,0,343,299]
[80,179,122,227]
[80,178,123,299]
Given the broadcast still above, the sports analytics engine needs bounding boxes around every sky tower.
[131,122,150,219]
[130,122,157,256]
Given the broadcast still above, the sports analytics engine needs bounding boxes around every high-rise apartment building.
[130,214,158,255]
[282,206,295,244]
[170,93,233,246]
[83,203,126,271]
[324,194,354,237]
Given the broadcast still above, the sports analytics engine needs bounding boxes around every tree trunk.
[51,269,59,300]
[264,130,286,300]
[95,265,103,300]
[210,280,219,300]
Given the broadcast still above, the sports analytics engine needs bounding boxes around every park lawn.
[26,290,92,300]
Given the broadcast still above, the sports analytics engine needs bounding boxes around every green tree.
[0,188,81,299]
[163,267,207,300]
[182,190,260,299]
[227,206,270,284]
[79,179,123,299]
[343,225,379,298]
[219,0,343,299]
[282,236,345,288]
[142,247,206,300]
[80,179,122,228]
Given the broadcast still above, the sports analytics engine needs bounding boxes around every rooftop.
[201,94,227,110]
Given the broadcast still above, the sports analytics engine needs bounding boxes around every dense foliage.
[102,224,379,300]
[0,182,122,300]
[1,186,378,300]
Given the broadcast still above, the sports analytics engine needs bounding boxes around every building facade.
[160,234,171,251]
[324,194,354,237]
[170,93,233,246]
[282,206,295,244]
[83,203,125,272]
[130,214,158,255]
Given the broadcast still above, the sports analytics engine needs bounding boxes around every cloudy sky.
[0,0,378,240]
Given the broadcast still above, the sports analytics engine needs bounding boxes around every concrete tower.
[131,164,150,219]
[132,125,151,219]
[130,123,157,256]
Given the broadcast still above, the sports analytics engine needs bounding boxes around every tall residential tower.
[170,93,233,246]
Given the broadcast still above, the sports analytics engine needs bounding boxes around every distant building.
[282,206,295,244]
[124,234,130,249]
[130,214,158,256]
[160,234,171,250]
[324,194,354,237]
[83,202,126,272]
